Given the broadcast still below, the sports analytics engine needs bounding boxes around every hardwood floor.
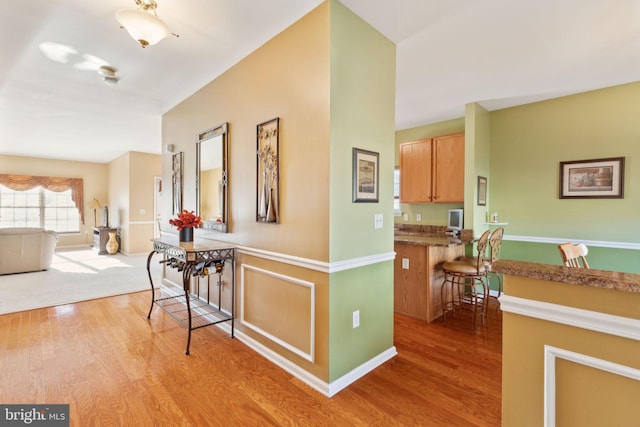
[0,292,501,426]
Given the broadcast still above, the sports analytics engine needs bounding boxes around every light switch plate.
[374,213,383,229]
[402,258,409,269]
[416,213,422,221]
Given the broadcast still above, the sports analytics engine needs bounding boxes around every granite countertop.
[394,224,473,247]
[393,234,469,248]
[493,259,640,294]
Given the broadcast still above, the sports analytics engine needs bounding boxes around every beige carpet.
[0,247,162,315]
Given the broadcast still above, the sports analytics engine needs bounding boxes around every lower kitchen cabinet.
[394,242,464,322]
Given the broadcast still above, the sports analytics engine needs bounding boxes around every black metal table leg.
[230,257,235,338]
[146,240,235,355]
[183,263,194,355]
[146,250,157,319]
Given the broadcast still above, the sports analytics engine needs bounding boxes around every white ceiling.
[2,0,640,164]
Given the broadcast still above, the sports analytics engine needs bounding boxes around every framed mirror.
[196,122,228,232]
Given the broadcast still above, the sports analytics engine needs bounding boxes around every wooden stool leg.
[441,272,453,323]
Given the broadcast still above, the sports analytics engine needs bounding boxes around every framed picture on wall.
[477,176,487,206]
[352,148,379,203]
[172,152,183,215]
[256,117,280,223]
[559,157,625,199]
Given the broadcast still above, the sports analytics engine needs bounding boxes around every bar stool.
[487,227,504,310]
[458,227,504,310]
[441,229,490,329]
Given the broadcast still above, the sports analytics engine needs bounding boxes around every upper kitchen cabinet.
[432,133,464,203]
[399,132,464,204]
[399,138,433,203]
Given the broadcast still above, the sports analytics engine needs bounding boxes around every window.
[393,167,401,215]
[0,185,80,232]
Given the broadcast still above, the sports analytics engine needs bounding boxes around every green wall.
[395,82,640,274]
[329,263,394,380]
[490,81,640,273]
[328,0,396,381]
[465,103,491,236]
[329,0,395,262]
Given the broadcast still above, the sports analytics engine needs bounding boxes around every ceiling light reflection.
[73,54,108,71]
[38,41,77,64]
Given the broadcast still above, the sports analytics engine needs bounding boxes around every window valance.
[0,174,85,223]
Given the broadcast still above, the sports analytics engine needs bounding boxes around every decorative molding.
[328,251,396,273]
[236,245,395,273]
[503,234,640,250]
[240,264,315,362]
[544,345,640,427]
[500,295,640,341]
[127,221,155,225]
[215,319,397,397]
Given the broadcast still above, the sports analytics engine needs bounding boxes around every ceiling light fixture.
[98,66,120,85]
[115,0,177,48]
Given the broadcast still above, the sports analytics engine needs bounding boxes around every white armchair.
[0,228,58,275]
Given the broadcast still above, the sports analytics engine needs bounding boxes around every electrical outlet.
[416,213,422,221]
[374,213,383,229]
[402,258,409,269]
[352,310,360,328]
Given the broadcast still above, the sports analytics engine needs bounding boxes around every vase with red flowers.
[169,210,202,242]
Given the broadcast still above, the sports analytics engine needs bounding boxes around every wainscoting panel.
[240,264,315,362]
[544,346,640,427]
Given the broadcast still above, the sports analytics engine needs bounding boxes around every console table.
[146,237,235,354]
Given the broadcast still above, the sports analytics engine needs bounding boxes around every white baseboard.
[215,322,397,397]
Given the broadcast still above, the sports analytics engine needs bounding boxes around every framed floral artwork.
[257,118,280,222]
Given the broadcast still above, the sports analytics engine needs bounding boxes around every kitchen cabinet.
[399,132,464,203]
[394,241,464,322]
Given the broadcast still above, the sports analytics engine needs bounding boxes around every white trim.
[240,264,315,362]
[544,345,640,427]
[328,251,396,273]
[503,234,640,250]
[499,295,640,341]
[215,320,396,397]
[128,220,155,225]
[325,346,398,396]
[236,245,329,271]
[236,245,395,273]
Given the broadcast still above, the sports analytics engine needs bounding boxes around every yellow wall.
[0,152,159,253]
[108,151,161,254]
[0,154,108,246]
[129,152,162,253]
[502,275,640,426]
[200,168,222,220]
[161,0,396,388]
[162,3,330,260]
[162,0,332,380]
